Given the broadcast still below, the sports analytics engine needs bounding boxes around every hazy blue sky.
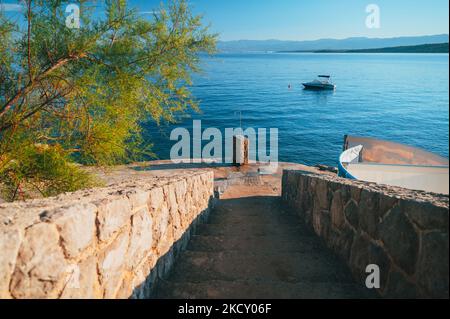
[131,0,449,41]
[1,0,448,40]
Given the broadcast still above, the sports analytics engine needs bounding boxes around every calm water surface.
[145,53,449,166]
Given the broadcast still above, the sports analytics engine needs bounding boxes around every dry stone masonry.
[1,165,448,299]
[282,170,449,298]
[0,171,214,299]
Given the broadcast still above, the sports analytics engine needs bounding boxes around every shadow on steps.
[153,196,377,299]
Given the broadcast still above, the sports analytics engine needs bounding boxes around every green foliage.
[0,143,97,201]
[0,0,216,201]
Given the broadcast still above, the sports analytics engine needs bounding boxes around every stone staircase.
[156,196,373,299]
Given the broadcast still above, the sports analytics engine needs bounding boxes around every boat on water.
[338,135,449,194]
[302,75,336,90]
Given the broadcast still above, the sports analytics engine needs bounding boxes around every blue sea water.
[145,53,449,167]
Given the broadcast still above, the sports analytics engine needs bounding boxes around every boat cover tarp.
[343,135,449,166]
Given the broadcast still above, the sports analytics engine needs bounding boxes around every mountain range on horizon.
[217,34,449,52]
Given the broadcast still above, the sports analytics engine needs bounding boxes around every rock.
[152,203,171,253]
[350,187,362,203]
[60,256,101,299]
[148,187,164,212]
[96,196,132,242]
[416,231,449,298]
[378,206,419,275]
[130,254,158,299]
[165,183,182,238]
[99,230,130,298]
[339,185,351,205]
[328,225,354,262]
[127,208,153,270]
[349,235,390,289]
[115,273,134,299]
[401,200,449,232]
[280,170,449,298]
[367,243,390,290]
[10,223,67,298]
[349,234,371,282]
[315,164,338,174]
[126,189,150,212]
[0,171,214,299]
[48,203,97,258]
[315,179,330,210]
[330,190,345,230]
[358,189,380,238]
[320,210,331,240]
[344,199,359,229]
[378,194,398,219]
[0,228,23,298]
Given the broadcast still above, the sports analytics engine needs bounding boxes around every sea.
[144,52,449,167]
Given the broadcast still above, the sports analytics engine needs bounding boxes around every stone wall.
[0,171,214,299]
[282,170,449,298]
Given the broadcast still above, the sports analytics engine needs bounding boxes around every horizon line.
[218,33,450,42]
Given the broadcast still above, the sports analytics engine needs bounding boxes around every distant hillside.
[312,43,449,53]
[217,34,449,52]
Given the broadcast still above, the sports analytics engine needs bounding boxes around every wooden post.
[233,135,249,166]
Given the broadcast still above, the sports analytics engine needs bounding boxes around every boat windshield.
[317,75,331,83]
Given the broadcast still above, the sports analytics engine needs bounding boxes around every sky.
[131,0,450,41]
[1,0,449,41]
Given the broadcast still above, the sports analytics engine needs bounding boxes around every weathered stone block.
[367,243,390,290]
[0,171,214,299]
[340,185,351,204]
[344,199,359,229]
[10,223,67,299]
[349,235,390,288]
[349,234,371,282]
[96,196,132,242]
[378,206,419,275]
[148,187,164,212]
[358,189,380,238]
[99,230,130,298]
[0,228,23,298]
[315,179,330,210]
[48,203,97,258]
[378,194,398,219]
[401,200,449,232]
[60,256,101,299]
[126,189,150,212]
[328,225,354,262]
[350,186,362,203]
[127,208,153,270]
[280,170,449,299]
[416,231,449,298]
[115,274,134,299]
[330,190,345,230]
[152,203,171,252]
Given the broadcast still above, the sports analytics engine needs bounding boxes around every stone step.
[208,206,293,215]
[156,279,373,299]
[207,211,301,226]
[188,234,324,253]
[169,251,354,284]
[195,222,306,237]
[212,197,288,214]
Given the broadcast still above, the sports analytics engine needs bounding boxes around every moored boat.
[302,75,336,90]
[338,135,449,194]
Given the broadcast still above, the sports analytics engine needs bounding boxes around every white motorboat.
[302,75,336,90]
[338,135,449,194]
